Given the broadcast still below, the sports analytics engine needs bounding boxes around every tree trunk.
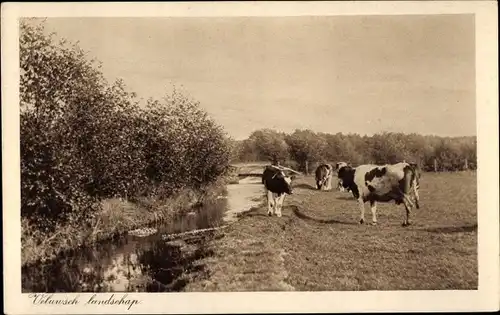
[434,158,438,172]
[305,160,309,175]
[464,158,468,171]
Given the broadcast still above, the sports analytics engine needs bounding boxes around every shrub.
[20,20,232,230]
[20,19,105,228]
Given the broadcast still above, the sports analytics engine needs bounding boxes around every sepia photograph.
[2,1,499,314]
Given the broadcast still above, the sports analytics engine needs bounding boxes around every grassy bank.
[21,180,226,267]
[185,171,477,291]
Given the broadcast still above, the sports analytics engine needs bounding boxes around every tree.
[20,19,107,226]
[369,132,409,164]
[434,138,466,171]
[285,129,327,173]
[247,129,289,164]
[459,137,477,170]
[20,19,232,230]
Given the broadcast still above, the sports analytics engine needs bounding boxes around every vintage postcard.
[2,1,499,314]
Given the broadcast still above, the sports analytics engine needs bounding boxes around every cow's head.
[337,165,355,190]
[277,171,294,195]
[263,166,295,195]
[335,162,348,171]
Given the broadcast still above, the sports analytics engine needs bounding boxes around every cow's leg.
[273,193,279,215]
[267,190,274,216]
[275,194,285,217]
[358,198,366,224]
[326,175,332,190]
[370,200,378,225]
[402,197,412,227]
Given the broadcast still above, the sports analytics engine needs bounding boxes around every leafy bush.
[20,20,105,228]
[20,20,231,229]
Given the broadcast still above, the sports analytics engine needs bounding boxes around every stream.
[22,176,264,292]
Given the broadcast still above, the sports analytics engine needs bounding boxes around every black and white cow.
[262,165,295,217]
[335,162,349,192]
[315,163,334,190]
[337,162,421,226]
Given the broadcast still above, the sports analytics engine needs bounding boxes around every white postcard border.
[2,1,498,314]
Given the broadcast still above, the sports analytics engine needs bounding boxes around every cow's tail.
[413,177,420,209]
[401,167,416,209]
[402,165,421,210]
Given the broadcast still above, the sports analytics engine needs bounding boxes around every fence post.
[464,158,468,171]
[305,160,309,175]
[434,158,438,172]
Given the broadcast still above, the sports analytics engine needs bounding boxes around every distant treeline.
[230,129,476,173]
[20,21,232,230]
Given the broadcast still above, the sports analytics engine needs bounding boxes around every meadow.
[19,20,478,291]
[185,171,477,291]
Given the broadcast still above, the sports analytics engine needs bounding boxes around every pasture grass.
[185,171,477,291]
[21,181,226,267]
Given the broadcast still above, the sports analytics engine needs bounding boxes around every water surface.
[22,177,264,292]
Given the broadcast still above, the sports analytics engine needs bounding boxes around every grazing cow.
[337,162,421,226]
[335,162,349,192]
[262,165,295,217]
[315,163,334,190]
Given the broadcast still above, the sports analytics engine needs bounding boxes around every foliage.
[285,129,328,172]
[20,20,231,230]
[245,129,289,164]
[234,127,476,172]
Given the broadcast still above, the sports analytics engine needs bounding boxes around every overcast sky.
[41,15,476,140]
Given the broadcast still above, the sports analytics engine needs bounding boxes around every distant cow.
[262,165,295,217]
[335,162,349,192]
[315,164,334,190]
[337,162,421,226]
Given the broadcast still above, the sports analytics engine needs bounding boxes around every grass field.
[185,171,477,291]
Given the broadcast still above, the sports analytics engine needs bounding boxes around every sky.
[41,15,476,140]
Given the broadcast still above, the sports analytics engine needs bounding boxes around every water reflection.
[22,177,263,292]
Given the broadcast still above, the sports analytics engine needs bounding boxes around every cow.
[337,162,421,226]
[335,162,349,192]
[262,165,296,217]
[315,163,334,190]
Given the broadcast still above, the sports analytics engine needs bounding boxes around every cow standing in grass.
[315,164,334,190]
[335,162,349,192]
[337,162,421,226]
[262,165,295,217]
